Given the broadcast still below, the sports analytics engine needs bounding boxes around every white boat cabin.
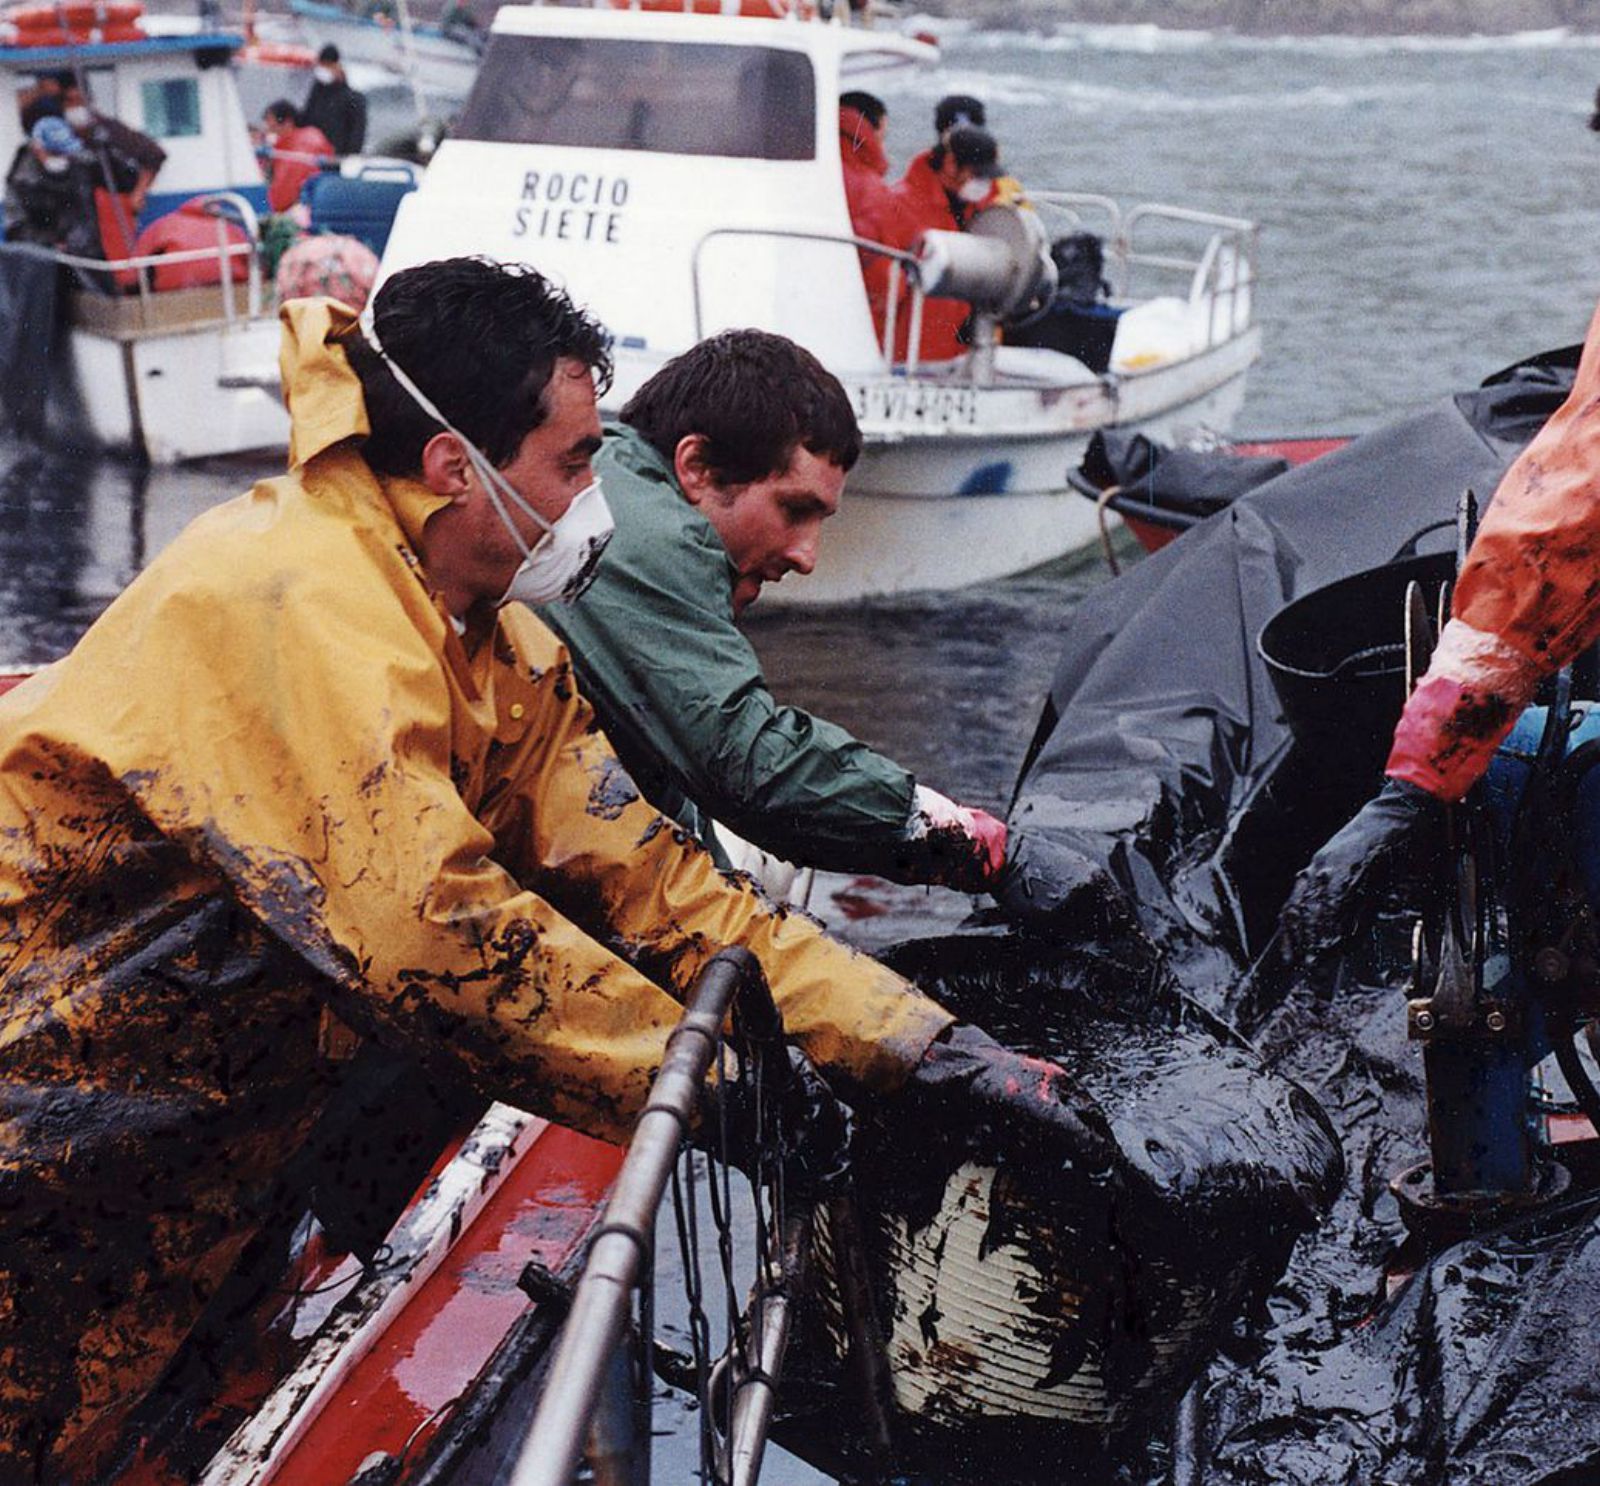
[380,5,928,404]
[0,25,267,229]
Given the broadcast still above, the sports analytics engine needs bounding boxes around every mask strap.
[356,307,554,555]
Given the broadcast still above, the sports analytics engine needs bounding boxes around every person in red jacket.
[899,92,987,195]
[1283,301,1600,959]
[892,124,1002,361]
[838,91,919,353]
[260,99,334,214]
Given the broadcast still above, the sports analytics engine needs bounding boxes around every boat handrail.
[691,223,923,375]
[53,190,266,329]
[1025,189,1124,240]
[510,948,801,1486]
[1117,203,1256,347]
[1031,194,1257,350]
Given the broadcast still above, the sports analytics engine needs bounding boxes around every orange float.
[606,0,817,19]
[128,198,252,292]
[6,0,144,43]
[237,39,315,68]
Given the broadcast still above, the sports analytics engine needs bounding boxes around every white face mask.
[40,155,69,175]
[497,474,612,607]
[358,308,615,608]
[313,65,336,84]
[64,105,92,129]
[958,177,992,204]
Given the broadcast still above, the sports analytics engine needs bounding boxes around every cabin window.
[455,36,815,161]
[140,77,202,139]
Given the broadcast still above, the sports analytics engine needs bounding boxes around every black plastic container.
[1257,550,1458,788]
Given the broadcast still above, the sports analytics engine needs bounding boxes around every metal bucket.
[1257,550,1457,788]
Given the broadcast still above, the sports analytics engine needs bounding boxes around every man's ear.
[420,431,474,503]
[673,434,717,507]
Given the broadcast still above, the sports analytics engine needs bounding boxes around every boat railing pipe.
[53,190,266,329]
[1106,204,1257,342]
[1027,189,1123,238]
[508,948,784,1486]
[690,224,919,373]
[1187,222,1257,345]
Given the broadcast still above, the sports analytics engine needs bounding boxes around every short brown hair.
[621,330,860,487]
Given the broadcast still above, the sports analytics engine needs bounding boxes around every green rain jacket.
[545,426,935,881]
[0,301,951,1482]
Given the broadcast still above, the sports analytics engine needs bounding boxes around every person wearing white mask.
[890,123,1008,359]
[60,79,166,218]
[5,255,1129,1477]
[301,43,367,155]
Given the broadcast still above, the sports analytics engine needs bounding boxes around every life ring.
[607,0,816,19]
[6,0,143,42]
[238,39,315,68]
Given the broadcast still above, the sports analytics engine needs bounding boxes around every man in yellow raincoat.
[0,257,1121,1481]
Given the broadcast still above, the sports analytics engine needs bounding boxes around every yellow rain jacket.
[0,299,951,1480]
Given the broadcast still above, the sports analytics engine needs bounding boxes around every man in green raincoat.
[544,329,1119,921]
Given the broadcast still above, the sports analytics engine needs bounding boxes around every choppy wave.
[881,67,1427,116]
[951,21,1600,55]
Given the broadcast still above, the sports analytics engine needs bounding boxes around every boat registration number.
[850,383,980,429]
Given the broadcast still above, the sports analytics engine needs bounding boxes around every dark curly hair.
[344,256,613,475]
[620,329,859,486]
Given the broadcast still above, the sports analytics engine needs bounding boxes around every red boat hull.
[1123,437,1351,555]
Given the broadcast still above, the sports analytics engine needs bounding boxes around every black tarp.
[0,245,62,442]
[1005,347,1600,1485]
[1068,430,1293,531]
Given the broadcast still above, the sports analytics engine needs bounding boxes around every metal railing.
[690,224,924,375]
[1030,191,1258,349]
[52,190,266,329]
[690,196,1257,386]
[509,948,806,1486]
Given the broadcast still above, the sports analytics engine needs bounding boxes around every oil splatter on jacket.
[0,298,951,1479]
[1387,301,1600,802]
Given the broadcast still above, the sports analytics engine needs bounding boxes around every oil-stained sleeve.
[479,606,953,1098]
[80,577,695,1144]
[1388,300,1600,802]
[82,549,946,1141]
[545,481,928,880]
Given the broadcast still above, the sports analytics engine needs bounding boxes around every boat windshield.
[454,35,815,161]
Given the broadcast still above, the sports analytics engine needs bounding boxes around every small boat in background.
[1068,428,1350,570]
[289,0,481,107]
[375,0,1264,604]
[0,11,290,461]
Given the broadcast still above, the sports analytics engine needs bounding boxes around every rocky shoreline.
[912,0,1600,35]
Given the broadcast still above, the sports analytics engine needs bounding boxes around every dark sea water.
[5,19,1600,1482]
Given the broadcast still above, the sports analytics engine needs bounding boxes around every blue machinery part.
[1394,682,1600,1240]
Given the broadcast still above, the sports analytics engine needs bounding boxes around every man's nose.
[786,529,819,576]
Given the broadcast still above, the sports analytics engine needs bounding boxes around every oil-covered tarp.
[1008,347,1600,1485]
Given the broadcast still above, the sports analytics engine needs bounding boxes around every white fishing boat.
[0,13,290,462]
[288,0,480,106]
[376,0,1261,601]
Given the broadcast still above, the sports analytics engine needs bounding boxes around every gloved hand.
[908,784,1008,891]
[991,828,1134,938]
[1280,776,1444,965]
[699,1044,854,1202]
[905,1023,1122,1205]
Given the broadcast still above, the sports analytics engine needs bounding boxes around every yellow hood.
[278,295,448,548]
